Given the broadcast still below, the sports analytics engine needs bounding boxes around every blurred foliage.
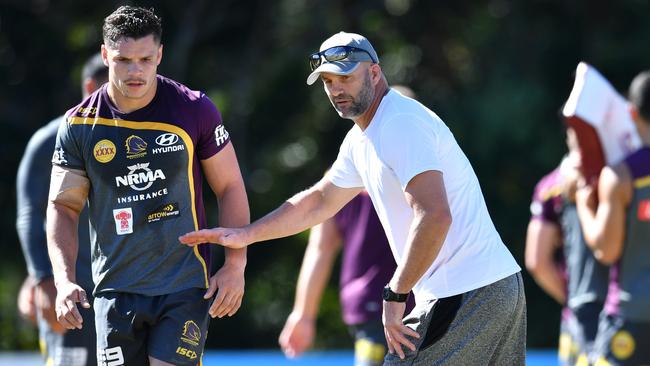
[1,0,649,352]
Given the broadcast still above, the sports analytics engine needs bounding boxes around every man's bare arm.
[249,178,361,243]
[200,143,250,317]
[525,219,565,304]
[384,170,451,359]
[389,170,452,294]
[201,143,250,262]
[179,176,362,248]
[46,166,89,285]
[46,165,90,329]
[576,165,630,265]
[279,218,343,357]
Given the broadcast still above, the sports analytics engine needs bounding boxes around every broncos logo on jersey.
[125,135,147,159]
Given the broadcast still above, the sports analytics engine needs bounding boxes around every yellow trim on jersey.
[539,183,564,202]
[634,175,650,189]
[68,116,209,287]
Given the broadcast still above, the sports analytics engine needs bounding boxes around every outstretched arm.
[179,176,361,248]
[279,218,343,358]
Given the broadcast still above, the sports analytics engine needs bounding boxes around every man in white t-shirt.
[180,31,526,365]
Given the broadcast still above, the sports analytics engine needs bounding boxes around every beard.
[330,71,374,119]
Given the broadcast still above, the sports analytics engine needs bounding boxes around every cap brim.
[306,61,360,85]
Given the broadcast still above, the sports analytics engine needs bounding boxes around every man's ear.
[370,63,382,84]
[157,43,163,65]
[101,45,109,66]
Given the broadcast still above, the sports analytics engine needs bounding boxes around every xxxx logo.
[94,139,116,163]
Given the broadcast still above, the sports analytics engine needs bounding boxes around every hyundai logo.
[155,133,179,146]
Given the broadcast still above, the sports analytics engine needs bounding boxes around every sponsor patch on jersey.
[52,147,68,165]
[152,133,185,155]
[94,139,116,163]
[637,200,650,221]
[147,202,180,223]
[117,188,169,204]
[155,133,179,146]
[117,187,169,204]
[113,208,133,235]
[610,330,635,360]
[214,125,229,146]
[181,320,201,346]
[115,163,166,191]
[125,135,147,159]
[77,106,97,116]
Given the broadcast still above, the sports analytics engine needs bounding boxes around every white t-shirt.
[327,89,521,303]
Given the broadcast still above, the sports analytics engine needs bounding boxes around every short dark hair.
[629,71,650,122]
[102,6,162,48]
[82,53,108,83]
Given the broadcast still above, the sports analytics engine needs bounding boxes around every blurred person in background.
[526,126,610,366]
[46,6,249,366]
[576,71,650,366]
[181,31,525,366]
[279,189,414,366]
[525,157,569,363]
[16,52,107,366]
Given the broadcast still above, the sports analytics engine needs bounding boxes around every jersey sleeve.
[378,114,443,190]
[529,172,562,225]
[16,123,57,280]
[196,95,230,160]
[327,132,364,188]
[52,115,86,170]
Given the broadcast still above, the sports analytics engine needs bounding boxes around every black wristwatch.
[382,286,409,302]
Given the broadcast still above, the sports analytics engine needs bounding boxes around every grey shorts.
[94,287,210,366]
[38,300,96,366]
[384,272,527,366]
[350,320,387,366]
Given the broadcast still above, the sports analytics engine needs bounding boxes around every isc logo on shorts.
[176,346,198,360]
[98,346,124,366]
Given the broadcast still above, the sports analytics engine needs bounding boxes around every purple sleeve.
[196,95,230,160]
[529,170,562,225]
